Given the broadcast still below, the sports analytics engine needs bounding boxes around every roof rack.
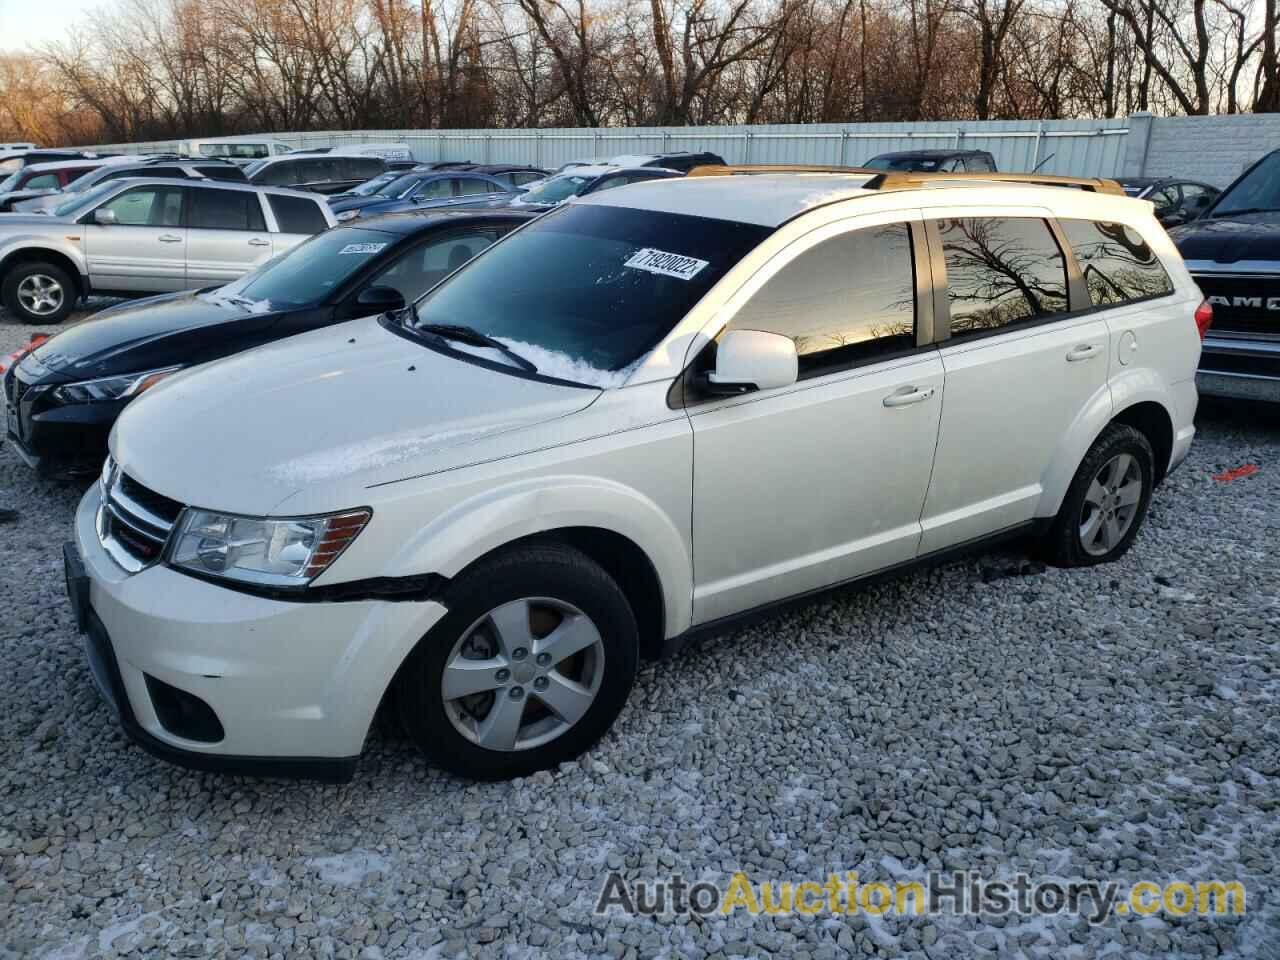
[686,163,876,178]
[865,172,1125,195]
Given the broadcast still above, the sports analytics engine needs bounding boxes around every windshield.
[218,226,398,308]
[376,173,424,198]
[412,204,772,386]
[1212,151,1280,216]
[53,181,117,218]
[348,172,398,197]
[519,174,591,205]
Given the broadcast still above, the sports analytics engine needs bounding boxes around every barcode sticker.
[624,248,709,280]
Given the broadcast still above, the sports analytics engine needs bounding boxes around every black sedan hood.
[327,195,387,215]
[25,290,283,384]
[1170,213,1280,263]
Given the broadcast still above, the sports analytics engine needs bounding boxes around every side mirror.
[1161,213,1187,228]
[704,329,798,395]
[93,207,118,225]
[356,285,405,313]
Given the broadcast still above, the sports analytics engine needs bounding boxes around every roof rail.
[865,171,1125,195]
[686,163,877,178]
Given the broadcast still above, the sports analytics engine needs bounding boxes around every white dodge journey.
[67,172,1205,781]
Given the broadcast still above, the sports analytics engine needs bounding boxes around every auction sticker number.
[624,248,709,281]
[339,243,388,255]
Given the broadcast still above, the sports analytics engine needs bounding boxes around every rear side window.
[338,157,383,181]
[512,171,543,186]
[268,194,328,234]
[728,223,917,378]
[23,173,59,189]
[189,188,266,231]
[141,166,186,179]
[259,161,298,186]
[1059,219,1173,307]
[454,178,495,196]
[938,217,1068,338]
[196,164,247,182]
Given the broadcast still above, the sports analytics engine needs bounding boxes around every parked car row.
[0,163,1215,784]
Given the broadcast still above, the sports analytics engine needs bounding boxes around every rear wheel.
[1040,423,1154,567]
[2,261,77,324]
[395,543,639,780]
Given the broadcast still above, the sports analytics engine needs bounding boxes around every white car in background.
[68,172,1202,782]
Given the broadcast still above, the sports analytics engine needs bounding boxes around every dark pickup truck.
[1171,148,1280,403]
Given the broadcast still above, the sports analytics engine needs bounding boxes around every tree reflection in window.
[730,223,916,379]
[938,218,1069,337]
[1059,219,1173,307]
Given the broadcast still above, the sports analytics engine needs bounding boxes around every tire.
[1039,423,1155,568]
[395,542,639,780]
[2,261,77,325]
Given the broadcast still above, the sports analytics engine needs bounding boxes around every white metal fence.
[90,114,1280,187]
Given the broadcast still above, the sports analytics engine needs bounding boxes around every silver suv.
[0,178,335,324]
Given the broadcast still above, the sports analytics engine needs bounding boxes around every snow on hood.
[110,315,601,516]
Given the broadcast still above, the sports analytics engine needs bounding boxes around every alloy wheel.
[16,274,64,317]
[441,597,605,752]
[1078,452,1143,556]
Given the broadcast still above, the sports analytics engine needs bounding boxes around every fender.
[1037,377,1115,518]
[0,234,88,280]
[385,474,694,639]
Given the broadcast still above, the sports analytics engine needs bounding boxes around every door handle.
[158,234,183,243]
[1066,343,1101,362]
[883,386,936,408]
[248,238,270,247]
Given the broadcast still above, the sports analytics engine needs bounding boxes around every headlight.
[100,454,115,489]
[53,366,182,404]
[169,508,371,587]
[335,210,360,222]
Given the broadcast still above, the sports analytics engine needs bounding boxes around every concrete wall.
[94,114,1280,188]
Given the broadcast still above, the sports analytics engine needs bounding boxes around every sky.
[0,0,100,52]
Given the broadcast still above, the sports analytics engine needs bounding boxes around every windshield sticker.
[338,242,388,255]
[624,248,710,281]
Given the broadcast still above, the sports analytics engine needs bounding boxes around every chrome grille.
[98,465,185,572]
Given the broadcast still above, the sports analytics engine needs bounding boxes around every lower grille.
[98,467,185,572]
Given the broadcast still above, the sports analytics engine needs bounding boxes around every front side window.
[95,186,183,226]
[268,194,328,235]
[1060,219,1173,307]
[1148,185,1179,215]
[367,229,498,302]
[728,223,917,379]
[412,204,772,385]
[224,226,400,307]
[414,178,452,200]
[189,188,267,231]
[938,217,1068,338]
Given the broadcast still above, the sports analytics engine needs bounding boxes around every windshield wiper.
[415,322,537,374]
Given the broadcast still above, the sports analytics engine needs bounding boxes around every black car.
[2,209,536,474]
[863,149,997,173]
[607,151,726,174]
[1117,177,1220,227]
[1170,148,1280,404]
[245,154,387,194]
[328,170,514,221]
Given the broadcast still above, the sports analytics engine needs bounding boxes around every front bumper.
[4,372,118,474]
[1197,336,1280,404]
[70,484,449,779]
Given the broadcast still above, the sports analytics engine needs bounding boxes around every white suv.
[66,173,1203,782]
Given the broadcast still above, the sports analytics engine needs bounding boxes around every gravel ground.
[1,309,1278,959]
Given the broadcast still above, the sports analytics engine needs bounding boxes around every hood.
[1170,213,1280,263]
[26,290,277,383]
[111,315,599,515]
[327,195,386,214]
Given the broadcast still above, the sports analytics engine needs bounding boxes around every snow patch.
[307,849,392,885]
[495,338,643,388]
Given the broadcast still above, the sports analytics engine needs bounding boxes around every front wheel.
[2,261,77,324]
[1040,423,1155,567]
[395,543,639,780]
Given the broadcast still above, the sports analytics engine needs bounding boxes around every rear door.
[185,187,273,286]
[918,211,1110,552]
[81,184,187,292]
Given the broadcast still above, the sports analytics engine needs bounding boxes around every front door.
[185,187,273,287]
[688,214,944,623]
[81,184,187,292]
[919,213,1111,552]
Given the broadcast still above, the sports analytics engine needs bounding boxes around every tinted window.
[196,164,247,182]
[189,188,266,231]
[964,155,995,172]
[938,217,1068,337]
[139,166,187,179]
[413,204,771,385]
[368,229,497,302]
[1148,185,1178,215]
[259,161,298,186]
[268,194,328,234]
[729,224,916,378]
[229,227,399,307]
[414,178,452,200]
[96,185,184,226]
[512,171,544,186]
[1060,219,1173,307]
[299,158,335,183]
[338,157,383,180]
[454,178,495,196]
[1211,150,1280,216]
[23,173,59,189]
[593,176,631,193]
